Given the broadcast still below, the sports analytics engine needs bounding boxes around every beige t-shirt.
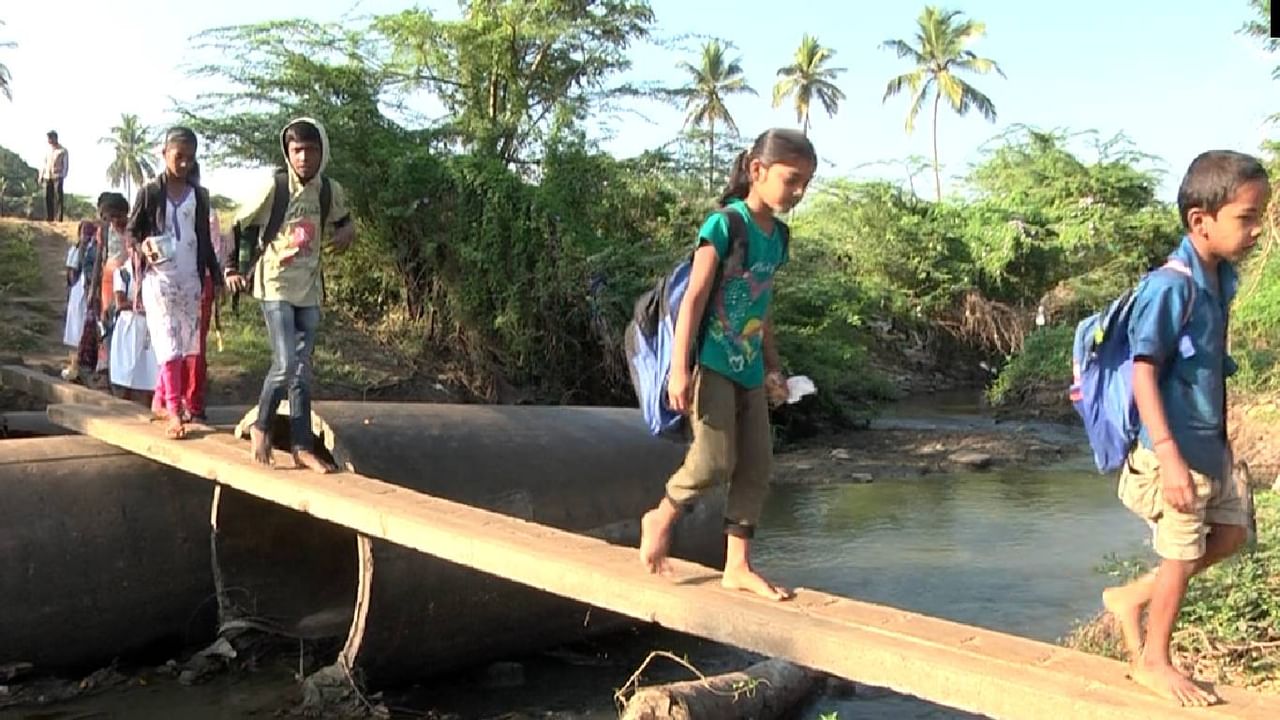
[44,146,68,180]
[234,173,349,307]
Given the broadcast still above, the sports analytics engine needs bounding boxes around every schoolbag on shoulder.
[232,169,331,280]
[624,208,789,440]
[1069,259,1195,473]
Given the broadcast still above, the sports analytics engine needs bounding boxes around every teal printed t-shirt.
[695,199,789,389]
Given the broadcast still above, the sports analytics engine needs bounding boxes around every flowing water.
[761,458,1150,718]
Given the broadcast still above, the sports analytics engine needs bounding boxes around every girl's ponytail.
[717,150,752,207]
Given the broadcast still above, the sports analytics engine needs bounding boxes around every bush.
[986,325,1073,408]
[1231,235,1280,395]
[0,223,40,296]
[1065,491,1280,690]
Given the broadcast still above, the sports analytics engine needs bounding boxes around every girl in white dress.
[60,221,99,381]
[126,128,221,439]
[108,244,159,399]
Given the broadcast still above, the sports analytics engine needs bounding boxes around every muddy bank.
[774,415,1082,485]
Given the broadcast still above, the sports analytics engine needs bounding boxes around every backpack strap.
[319,176,332,229]
[719,207,749,273]
[1160,259,1197,331]
[261,169,292,245]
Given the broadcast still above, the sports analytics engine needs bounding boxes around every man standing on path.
[39,130,68,222]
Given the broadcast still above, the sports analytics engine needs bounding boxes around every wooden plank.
[0,365,142,412]
[45,402,1280,720]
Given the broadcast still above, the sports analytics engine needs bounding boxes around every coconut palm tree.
[882,6,1004,200]
[0,21,14,101]
[100,114,156,198]
[772,34,846,136]
[678,40,756,193]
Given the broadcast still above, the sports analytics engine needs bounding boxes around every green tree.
[100,114,156,199]
[378,0,654,165]
[882,6,1004,201]
[772,34,846,136]
[677,40,756,193]
[1241,0,1278,58]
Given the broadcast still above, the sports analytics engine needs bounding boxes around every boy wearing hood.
[226,118,355,472]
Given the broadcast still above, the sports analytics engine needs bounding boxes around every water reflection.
[759,462,1150,641]
[757,459,1152,719]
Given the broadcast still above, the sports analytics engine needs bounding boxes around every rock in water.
[948,451,993,469]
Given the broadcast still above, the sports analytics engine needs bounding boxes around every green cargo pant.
[665,368,772,537]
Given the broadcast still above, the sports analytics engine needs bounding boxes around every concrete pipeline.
[0,436,217,670]
[217,402,724,687]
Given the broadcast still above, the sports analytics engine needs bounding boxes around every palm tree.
[882,6,1004,200]
[100,114,157,199]
[772,34,846,136]
[678,40,756,193]
[0,21,14,101]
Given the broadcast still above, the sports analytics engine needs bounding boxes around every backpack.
[232,169,331,280]
[624,208,789,440]
[1069,259,1196,473]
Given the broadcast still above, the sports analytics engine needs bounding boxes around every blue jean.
[254,301,321,452]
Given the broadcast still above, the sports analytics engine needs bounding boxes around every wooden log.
[0,365,140,411]
[620,659,817,720]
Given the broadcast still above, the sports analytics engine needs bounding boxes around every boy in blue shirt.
[1103,150,1270,706]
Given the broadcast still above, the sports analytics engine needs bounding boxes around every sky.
[0,0,1275,203]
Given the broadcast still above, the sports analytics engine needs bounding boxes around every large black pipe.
[225,402,724,686]
[0,437,216,671]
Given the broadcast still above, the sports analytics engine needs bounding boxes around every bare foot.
[1131,661,1218,707]
[164,415,186,440]
[639,505,676,575]
[722,564,793,602]
[1102,584,1147,662]
[293,449,336,474]
[249,426,273,466]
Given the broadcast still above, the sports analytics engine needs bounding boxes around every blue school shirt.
[1127,236,1238,482]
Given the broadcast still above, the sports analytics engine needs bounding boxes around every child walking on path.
[637,129,815,602]
[108,233,158,402]
[225,117,355,473]
[127,127,221,439]
[61,220,102,382]
[1101,150,1270,706]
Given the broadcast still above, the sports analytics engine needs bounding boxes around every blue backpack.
[1069,259,1194,473]
[624,209,788,439]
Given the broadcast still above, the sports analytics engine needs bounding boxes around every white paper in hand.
[785,375,817,404]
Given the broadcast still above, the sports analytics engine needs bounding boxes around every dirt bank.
[774,415,1082,485]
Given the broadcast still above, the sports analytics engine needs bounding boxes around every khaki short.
[1118,446,1247,561]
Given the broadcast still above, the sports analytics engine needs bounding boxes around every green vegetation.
[986,325,1072,408]
[1066,491,1280,690]
[171,1,1225,427]
[0,222,47,352]
[209,295,430,398]
[0,223,40,296]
